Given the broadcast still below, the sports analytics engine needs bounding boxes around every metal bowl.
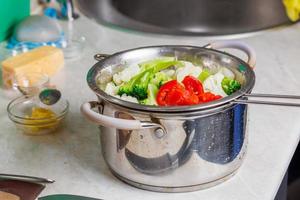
[87,45,255,114]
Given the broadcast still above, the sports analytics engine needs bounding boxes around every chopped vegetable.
[105,82,119,96]
[198,69,211,83]
[113,64,140,85]
[182,76,221,104]
[131,71,153,100]
[203,72,228,97]
[150,72,172,88]
[139,57,175,71]
[156,80,186,106]
[117,69,151,100]
[182,75,204,96]
[119,94,139,103]
[176,61,202,82]
[199,92,222,103]
[140,84,159,105]
[139,58,182,72]
[101,57,242,106]
[97,69,112,85]
[221,77,241,95]
[118,59,182,100]
[157,77,221,106]
[156,78,199,106]
[181,89,199,105]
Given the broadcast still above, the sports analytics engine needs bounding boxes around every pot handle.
[94,54,110,61]
[233,93,300,107]
[204,41,256,68]
[81,101,166,131]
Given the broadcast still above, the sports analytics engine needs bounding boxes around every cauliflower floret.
[120,64,140,82]
[120,94,139,103]
[97,69,112,85]
[112,73,122,85]
[105,82,119,96]
[176,61,202,82]
[113,64,140,85]
[203,72,227,97]
[112,94,139,103]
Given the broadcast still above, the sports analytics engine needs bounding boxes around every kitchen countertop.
[1,15,300,200]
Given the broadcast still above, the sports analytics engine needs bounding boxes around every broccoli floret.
[131,85,148,100]
[221,77,241,95]
[118,70,148,100]
[118,59,182,100]
[117,75,137,97]
[140,84,159,105]
[131,71,153,100]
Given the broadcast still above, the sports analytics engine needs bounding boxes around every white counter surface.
[1,16,300,200]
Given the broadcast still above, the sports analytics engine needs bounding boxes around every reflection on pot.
[183,104,246,164]
[125,149,177,174]
[123,123,194,175]
[114,104,246,175]
[116,112,133,151]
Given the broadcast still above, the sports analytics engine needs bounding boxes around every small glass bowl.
[13,72,50,96]
[7,95,69,135]
[62,36,85,59]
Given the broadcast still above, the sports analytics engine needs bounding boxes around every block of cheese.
[1,46,64,88]
[0,191,20,200]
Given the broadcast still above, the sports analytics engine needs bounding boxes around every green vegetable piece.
[117,81,135,97]
[140,84,159,105]
[139,58,183,72]
[131,71,153,100]
[118,59,182,100]
[198,69,211,83]
[150,72,171,88]
[221,77,241,95]
[139,57,175,71]
[118,69,152,100]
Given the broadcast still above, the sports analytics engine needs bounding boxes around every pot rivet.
[154,128,165,138]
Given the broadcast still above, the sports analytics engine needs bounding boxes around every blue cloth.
[6,33,66,50]
[44,7,58,19]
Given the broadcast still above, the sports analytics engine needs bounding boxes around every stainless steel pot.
[81,41,300,192]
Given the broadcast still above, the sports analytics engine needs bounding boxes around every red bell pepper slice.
[199,92,222,103]
[157,75,222,106]
[182,75,204,96]
[156,80,186,106]
[181,89,199,105]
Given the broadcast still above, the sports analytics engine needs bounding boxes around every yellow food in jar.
[23,107,59,134]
